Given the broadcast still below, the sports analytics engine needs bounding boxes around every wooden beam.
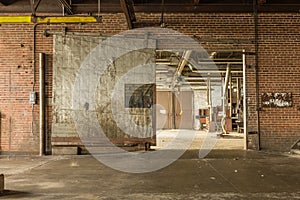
[120,0,136,29]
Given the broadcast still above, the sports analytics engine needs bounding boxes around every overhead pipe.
[223,64,231,100]
[170,50,192,129]
[0,16,100,24]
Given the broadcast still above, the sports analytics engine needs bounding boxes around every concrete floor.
[0,132,299,199]
[155,130,244,150]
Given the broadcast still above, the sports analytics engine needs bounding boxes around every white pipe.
[243,50,248,150]
[223,64,231,97]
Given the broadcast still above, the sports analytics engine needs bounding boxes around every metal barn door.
[156,90,193,130]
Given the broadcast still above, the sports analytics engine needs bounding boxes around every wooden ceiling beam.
[0,0,300,13]
[120,0,136,29]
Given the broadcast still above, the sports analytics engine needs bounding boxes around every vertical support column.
[243,50,248,150]
[229,72,232,117]
[207,75,212,122]
[39,53,45,156]
[223,64,231,117]
[236,78,240,110]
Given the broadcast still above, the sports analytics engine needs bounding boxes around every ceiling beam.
[134,4,300,13]
[0,1,300,13]
[29,0,42,15]
[120,0,136,29]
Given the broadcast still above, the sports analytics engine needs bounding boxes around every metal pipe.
[236,78,241,121]
[39,53,45,156]
[229,72,232,117]
[223,64,231,98]
[236,78,240,114]
[254,0,261,150]
[243,50,248,150]
[171,91,176,129]
[173,50,192,83]
[207,75,213,122]
[8,70,12,157]
[0,16,99,24]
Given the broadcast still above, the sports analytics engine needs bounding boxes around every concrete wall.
[0,13,299,153]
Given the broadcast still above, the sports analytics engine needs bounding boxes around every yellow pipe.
[0,16,32,23]
[0,16,100,24]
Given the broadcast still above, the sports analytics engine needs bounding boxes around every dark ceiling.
[0,0,299,14]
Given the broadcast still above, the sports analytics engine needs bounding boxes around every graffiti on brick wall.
[261,93,292,107]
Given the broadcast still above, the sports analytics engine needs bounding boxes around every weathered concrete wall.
[95,50,156,142]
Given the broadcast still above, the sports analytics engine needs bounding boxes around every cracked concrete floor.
[0,149,299,200]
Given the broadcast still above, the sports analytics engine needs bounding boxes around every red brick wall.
[257,14,300,151]
[0,14,128,154]
[0,12,299,153]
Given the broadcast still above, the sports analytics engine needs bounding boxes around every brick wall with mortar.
[0,12,299,153]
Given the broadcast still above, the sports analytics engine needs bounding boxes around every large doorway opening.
[154,50,246,151]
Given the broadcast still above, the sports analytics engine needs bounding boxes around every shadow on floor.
[0,190,36,199]
[180,149,287,160]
